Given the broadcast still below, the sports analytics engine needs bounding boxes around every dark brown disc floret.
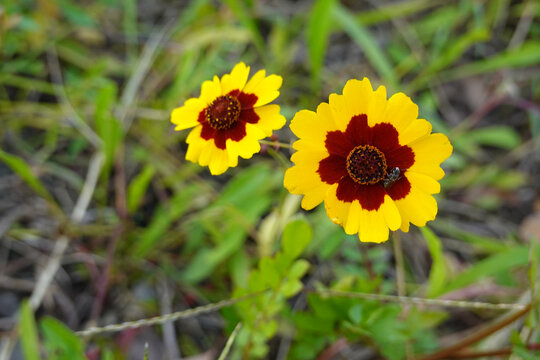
[206,95,241,130]
[346,145,388,185]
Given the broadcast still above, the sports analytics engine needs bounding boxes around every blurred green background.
[1,0,540,359]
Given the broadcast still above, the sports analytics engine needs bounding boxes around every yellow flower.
[171,62,286,175]
[284,78,452,243]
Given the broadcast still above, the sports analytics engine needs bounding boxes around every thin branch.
[46,49,102,149]
[419,303,532,360]
[76,291,267,337]
[217,322,242,360]
[392,232,406,297]
[310,289,528,311]
[259,139,293,149]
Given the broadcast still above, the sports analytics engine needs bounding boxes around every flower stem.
[259,139,292,149]
[392,232,406,297]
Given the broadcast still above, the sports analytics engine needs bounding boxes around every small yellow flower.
[171,62,286,175]
[284,78,452,243]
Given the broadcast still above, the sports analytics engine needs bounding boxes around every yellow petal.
[186,125,202,143]
[366,85,388,126]
[185,136,207,163]
[380,195,401,231]
[409,133,453,180]
[399,118,432,145]
[315,102,341,132]
[399,211,411,232]
[198,141,216,166]
[226,123,264,159]
[324,184,351,226]
[381,92,418,131]
[301,183,329,210]
[249,74,282,107]
[342,78,373,120]
[290,108,334,146]
[200,76,222,104]
[253,104,286,137]
[208,148,231,175]
[344,201,362,235]
[284,164,328,210]
[395,187,438,227]
[221,62,250,95]
[359,209,389,243]
[242,69,267,94]
[406,171,441,195]
[171,98,206,130]
[328,93,350,131]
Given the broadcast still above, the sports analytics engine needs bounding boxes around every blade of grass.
[19,300,41,360]
[306,0,336,89]
[222,0,264,54]
[333,3,398,89]
[442,246,536,295]
[421,227,447,298]
[127,164,156,213]
[0,149,53,202]
[435,40,540,85]
[421,28,490,76]
[357,0,446,26]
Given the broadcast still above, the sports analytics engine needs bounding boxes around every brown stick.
[419,303,532,360]
[447,343,540,358]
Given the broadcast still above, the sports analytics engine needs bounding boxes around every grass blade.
[0,149,53,202]
[19,300,41,360]
[421,227,447,298]
[306,0,336,89]
[333,3,398,89]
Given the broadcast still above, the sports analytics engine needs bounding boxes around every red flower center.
[346,145,388,185]
[206,95,241,130]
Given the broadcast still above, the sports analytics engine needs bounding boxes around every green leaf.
[282,219,312,259]
[19,300,41,360]
[57,0,96,27]
[181,229,245,284]
[0,149,53,201]
[423,28,490,75]
[133,184,198,258]
[421,227,447,298]
[143,344,149,360]
[40,317,86,360]
[466,126,521,149]
[348,304,363,324]
[440,41,540,82]
[443,246,534,294]
[126,164,156,213]
[95,82,122,179]
[222,0,264,53]
[288,259,310,280]
[333,3,398,89]
[281,279,303,298]
[306,0,336,87]
[259,257,280,288]
[356,0,441,26]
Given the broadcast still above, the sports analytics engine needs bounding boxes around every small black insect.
[383,167,401,189]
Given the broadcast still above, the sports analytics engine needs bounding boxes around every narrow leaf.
[282,218,312,259]
[306,0,336,87]
[421,227,447,298]
[19,300,41,360]
[333,3,398,89]
[0,149,53,201]
[127,164,156,213]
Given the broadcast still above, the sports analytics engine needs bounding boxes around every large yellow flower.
[171,62,286,175]
[284,78,452,243]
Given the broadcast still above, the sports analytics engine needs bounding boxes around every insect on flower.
[383,167,401,189]
[284,78,453,243]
